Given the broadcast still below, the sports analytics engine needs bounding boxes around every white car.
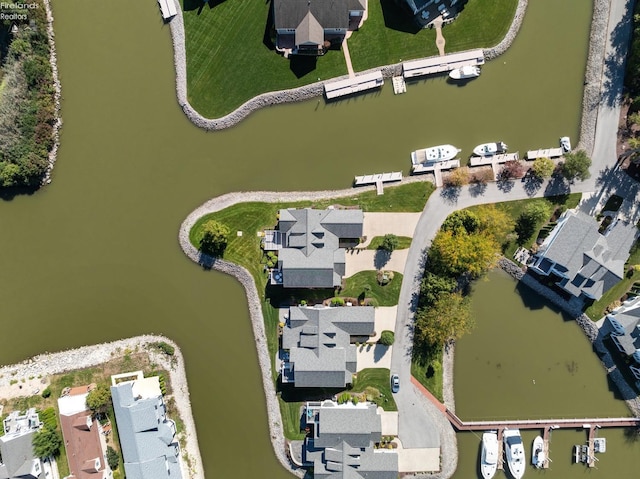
[391,374,400,393]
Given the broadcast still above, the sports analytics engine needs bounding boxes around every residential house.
[0,408,44,479]
[110,371,182,479]
[281,305,374,388]
[606,297,640,386]
[273,0,366,55]
[302,400,398,479]
[267,208,363,288]
[529,209,637,303]
[58,384,112,479]
[396,0,463,27]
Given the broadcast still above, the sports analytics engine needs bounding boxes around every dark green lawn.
[411,350,443,402]
[367,236,413,250]
[341,270,403,306]
[351,368,397,411]
[183,0,347,118]
[183,0,518,117]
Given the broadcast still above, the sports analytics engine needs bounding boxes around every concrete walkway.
[433,16,446,56]
[342,37,355,78]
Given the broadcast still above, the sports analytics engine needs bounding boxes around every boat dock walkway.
[392,76,406,94]
[402,49,484,79]
[526,147,564,160]
[411,159,460,187]
[469,152,519,167]
[353,171,402,195]
[541,426,551,469]
[324,71,384,99]
[496,428,505,471]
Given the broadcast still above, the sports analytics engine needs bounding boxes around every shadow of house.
[183,0,226,13]
[393,0,468,28]
[273,0,366,56]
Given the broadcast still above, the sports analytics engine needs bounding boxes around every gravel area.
[0,335,204,479]
[168,0,528,130]
[41,0,62,186]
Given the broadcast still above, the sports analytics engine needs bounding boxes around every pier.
[324,71,384,99]
[392,76,406,94]
[469,152,519,167]
[353,172,402,194]
[402,49,484,79]
[526,147,564,160]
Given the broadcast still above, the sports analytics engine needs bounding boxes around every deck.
[354,172,402,195]
[324,71,384,99]
[402,49,484,79]
[469,152,519,167]
[392,76,407,94]
[526,147,564,160]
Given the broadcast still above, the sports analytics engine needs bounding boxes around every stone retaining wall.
[42,0,62,185]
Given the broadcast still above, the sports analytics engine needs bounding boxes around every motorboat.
[481,431,499,479]
[560,136,572,153]
[532,435,545,468]
[411,144,460,165]
[449,65,481,80]
[473,142,508,157]
[503,428,526,479]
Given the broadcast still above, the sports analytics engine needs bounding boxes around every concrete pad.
[371,307,397,342]
[356,344,392,370]
[394,438,440,473]
[359,212,421,248]
[377,408,398,436]
[344,249,409,278]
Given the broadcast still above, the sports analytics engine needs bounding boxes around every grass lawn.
[351,368,397,411]
[183,0,347,118]
[341,270,403,306]
[278,397,306,440]
[367,236,412,250]
[411,349,443,402]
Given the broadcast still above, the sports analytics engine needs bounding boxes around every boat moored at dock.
[560,136,572,153]
[503,428,526,479]
[532,435,545,469]
[473,141,508,157]
[411,144,461,165]
[449,65,481,80]
[481,431,498,479]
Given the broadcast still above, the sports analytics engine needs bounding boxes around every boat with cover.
[449,65,481,80]
[532,435,545,468]
[503,428,526,479]
[560,136,571,153]
[481,431,498,479]
[473,142,508,157]
[411,144,460,165]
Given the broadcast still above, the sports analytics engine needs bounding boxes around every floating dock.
[526,147,564,160]
[402,49,485,79]
[392,76,407,94]
[411,159,460,175]
[469,152,519,167]
[354,172,402,195]
[324,71,384,99]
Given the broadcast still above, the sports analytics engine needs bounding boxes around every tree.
[561,150,591,182]
[515,202,552,244]
[107,446,120,470]
[428,229,499,279]
[441,210,480,235]
[445,166,470,187]
[531,157,555,178]
[32,425,62,458]
[419,272,457,308]
[500,160,526,179]
[199,219,230,257]
[380,234,399,252]
[86,383,112,414]
[474,204,513,244]
[378,330,395,346]
[414,292,474,348]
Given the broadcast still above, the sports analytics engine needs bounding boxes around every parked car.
[391,374,400,393]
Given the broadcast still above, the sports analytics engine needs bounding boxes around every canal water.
[2,0,637,477]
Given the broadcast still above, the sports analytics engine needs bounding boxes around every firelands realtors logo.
[0,2,38,21]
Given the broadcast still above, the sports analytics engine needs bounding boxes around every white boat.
[449,65,481,80]
[532,435,545,468]
[411,144,460,165]
[481,431,499,479]
[503,429,526,479]
[560,136,571,153]
[473,142,508,157]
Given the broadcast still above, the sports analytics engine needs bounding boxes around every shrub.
[365,298,379,308]
[378,330,395,346]
[107,446,120,470]
[199,219,230,256]
[445,167,470,187]
[500,160,526,179]
[379,234,399,252]
[151,341,175,356]
[41,386,51,398]
[330,297,345,307]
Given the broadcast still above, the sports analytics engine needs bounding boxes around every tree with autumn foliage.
[428,229,499,279]
[414,292,474,348]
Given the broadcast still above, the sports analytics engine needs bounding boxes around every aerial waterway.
[2,0,638,478]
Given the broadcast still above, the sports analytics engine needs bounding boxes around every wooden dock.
[354,172,402,194]
[469,152,519,167]
[496,428,505,471]
[526,147,564,160]
[402,49,485,79]
[392,76,406,94]
[325,71,384,99]
[541,426,551,469]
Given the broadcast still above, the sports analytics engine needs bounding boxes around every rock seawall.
[42,0,62,185]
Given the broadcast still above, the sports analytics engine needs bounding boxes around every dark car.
[391,374,400,393]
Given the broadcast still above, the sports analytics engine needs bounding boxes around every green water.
[453,270,639,478]
[1,0,631,477]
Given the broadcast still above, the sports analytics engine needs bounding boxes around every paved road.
[390,0,636,454]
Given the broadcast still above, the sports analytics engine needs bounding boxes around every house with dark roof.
[268,208,363,289]
[58,386,112,479]
[606,297,640,386]
[273,0,366,55]
[529,209,637,303]
[110,372,182,479]
[0,409,44,479]
[281,305,374,388]
[396,0,464,27]
[302,400,398,479]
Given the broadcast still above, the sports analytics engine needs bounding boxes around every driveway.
[371,306,398,342]
[360,212,422,248]
[356,344,392,370]
[345,248,409,277]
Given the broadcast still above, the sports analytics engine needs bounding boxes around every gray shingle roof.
[609,307,640,355]
[274,0,363,32]
[0,431,43,479]
[283,306,374,388]
[110,382,182,479]
[277,209,363,288]
[534,210,637,300]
